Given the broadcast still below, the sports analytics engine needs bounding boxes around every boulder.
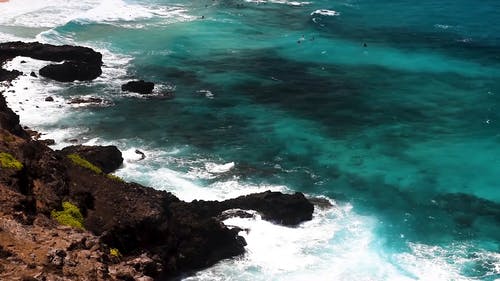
[39,61,102,82]
[121,80,155,95]
[59,145,123,173]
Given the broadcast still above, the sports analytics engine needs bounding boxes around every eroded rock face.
[121,80,155,95]
[59,145,123,174]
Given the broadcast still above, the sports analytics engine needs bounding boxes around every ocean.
[1,0,499,280]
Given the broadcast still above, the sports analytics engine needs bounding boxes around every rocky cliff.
[0,42,314,281]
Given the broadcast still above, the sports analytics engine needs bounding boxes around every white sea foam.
[184,198,500,281]
[205,162,235,174]
[244,0,311,6]
[0,0,97,28]
[311,9,341,16]
[434,24,454,30]
[1,57,70,127]
[197,89,214,99]
[0,0,194,30]
[186,202,409,281]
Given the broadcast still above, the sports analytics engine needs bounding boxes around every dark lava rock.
[0,41,102,64]
[0,91,28,138]
[68,97,103,104]
[45,96,54,102]
[0,41,103,82]
[121,80,155,95]
[59,145,123,173]
[135,149,146,160]
[0,68,22,82]
[180,191,314,226]
[223,191,314,225]
[30,71,37,78]
[39,61,102,82]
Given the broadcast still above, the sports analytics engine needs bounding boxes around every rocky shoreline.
[0,42,315,280]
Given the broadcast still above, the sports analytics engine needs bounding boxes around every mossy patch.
[107,174,125,182]
[67,153,102,174]
[0,152,23,170]
[51,201,85,230]
[109,248,122,258]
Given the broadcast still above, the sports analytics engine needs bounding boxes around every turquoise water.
[1,0,500,280]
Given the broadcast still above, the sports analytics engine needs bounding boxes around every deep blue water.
[1,0,500,279]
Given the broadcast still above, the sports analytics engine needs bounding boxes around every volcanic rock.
[0,41,102,64]
[121,80,155,95]
[68,97,105,105]
[0,41,103,82]
[39,61,102,82]
[59,145,123,173]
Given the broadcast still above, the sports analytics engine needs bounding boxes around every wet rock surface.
[0,41,102,82]
[39,60,102,82]
[121,80,155,95]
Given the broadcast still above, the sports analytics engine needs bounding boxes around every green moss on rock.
[51,201,85,230]
[0,152,23,170]
[67,153,102,174]
[107,174,125,182]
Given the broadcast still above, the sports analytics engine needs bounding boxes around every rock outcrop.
[121,80,155,94]
[59,145,123,174]
[0,41,102,82]
[0,41,102,65]
[0,91,29,139]
[39,60,102,82]
[0,41,315,280]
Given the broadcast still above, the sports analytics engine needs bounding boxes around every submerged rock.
[68,97,111,106]
[121,80,155,95]
[59,145,123,173]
